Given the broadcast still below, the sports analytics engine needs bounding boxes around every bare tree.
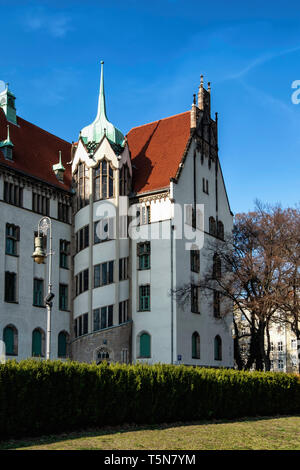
[174,202,300,371]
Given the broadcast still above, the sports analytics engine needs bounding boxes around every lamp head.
[32,236,46,264]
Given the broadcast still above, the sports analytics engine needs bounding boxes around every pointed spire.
[96,60,107,121]
[79,61,125,148]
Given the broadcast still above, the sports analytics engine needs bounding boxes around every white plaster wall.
[131,220,173,364]
[0,185,71,360]
[172,139,234,367]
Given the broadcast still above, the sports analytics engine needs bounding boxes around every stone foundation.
[71,321,132,364]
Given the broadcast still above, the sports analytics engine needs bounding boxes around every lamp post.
[32,217,54,360]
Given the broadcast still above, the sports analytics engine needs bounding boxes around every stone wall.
[71,321,132,364]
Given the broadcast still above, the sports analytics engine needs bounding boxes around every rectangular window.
[202,178,209,194]
[59,284,68,311]
[278,341,283,352]
[93,305,113,331]
[76,225,89,253]
[291,339,297,350]
[137,242,150,270]
[33,278,44,307]
[75,313,89,337]
[191,284,199,313]
[32,192,50,216]
[278,359,284,370]
[213,290,221,318]
[94,261,114,288]
[59,240,70,269]
[139,285,150,311]
[119,257,129,281]
[190,249,200,273]
[138,205,151,225]
[5,271,17,302]
[4,182,23,207]
[58,201,70,223]
[6,224,19,256]
[121,348,129,364]
[75,269,89,296]
[119,300,129,324]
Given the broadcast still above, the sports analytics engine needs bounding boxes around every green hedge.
[0,359,299,439]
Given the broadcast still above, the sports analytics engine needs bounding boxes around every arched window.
[209,217,216,236]
[192,332,200,359]
[3,325,18,356]
[94,160,114,201]
[217,221,224,240]
[32,328,45,357]
[213,253,221,280]
[58,331,68,358]
[139,332,151,358]
[214,335,222,361]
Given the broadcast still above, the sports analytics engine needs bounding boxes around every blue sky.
[1,0,300,214]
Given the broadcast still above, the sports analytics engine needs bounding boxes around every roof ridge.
[127,110,190,134]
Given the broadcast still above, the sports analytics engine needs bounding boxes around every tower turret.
[80,61,125,147]
[0,84,17,125]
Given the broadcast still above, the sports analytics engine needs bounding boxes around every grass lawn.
[1,416,300,450]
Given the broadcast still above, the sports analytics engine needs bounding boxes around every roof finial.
[96,60,107,120]
[200,75,204,87]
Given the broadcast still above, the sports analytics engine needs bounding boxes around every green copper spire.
[80,61,125,148]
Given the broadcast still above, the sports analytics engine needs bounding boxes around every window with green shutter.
[6,224,19,256]
[139,285,150,311]
[140,333,151,358]
[33,279,44,307]
[59,284,68,311]
[138,242,150,270]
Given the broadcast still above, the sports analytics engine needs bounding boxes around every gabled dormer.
[0,84,17,125]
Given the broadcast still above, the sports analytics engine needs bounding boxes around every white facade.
[0,173,72,360]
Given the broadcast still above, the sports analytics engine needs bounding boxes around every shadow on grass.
[1,415,298,450]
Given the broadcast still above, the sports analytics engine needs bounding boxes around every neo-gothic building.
[0,64,234,367]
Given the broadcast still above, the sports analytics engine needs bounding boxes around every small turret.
[0,84,17,125]
[197,75,211,116]
[52,151,65,182]
[0,124,14,160]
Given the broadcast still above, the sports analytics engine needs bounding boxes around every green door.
[140,333,150,358]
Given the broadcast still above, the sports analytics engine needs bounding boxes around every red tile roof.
[127,111,191,194]
[0,109,72,191]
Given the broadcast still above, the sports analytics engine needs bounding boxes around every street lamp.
[32,217,54,360]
